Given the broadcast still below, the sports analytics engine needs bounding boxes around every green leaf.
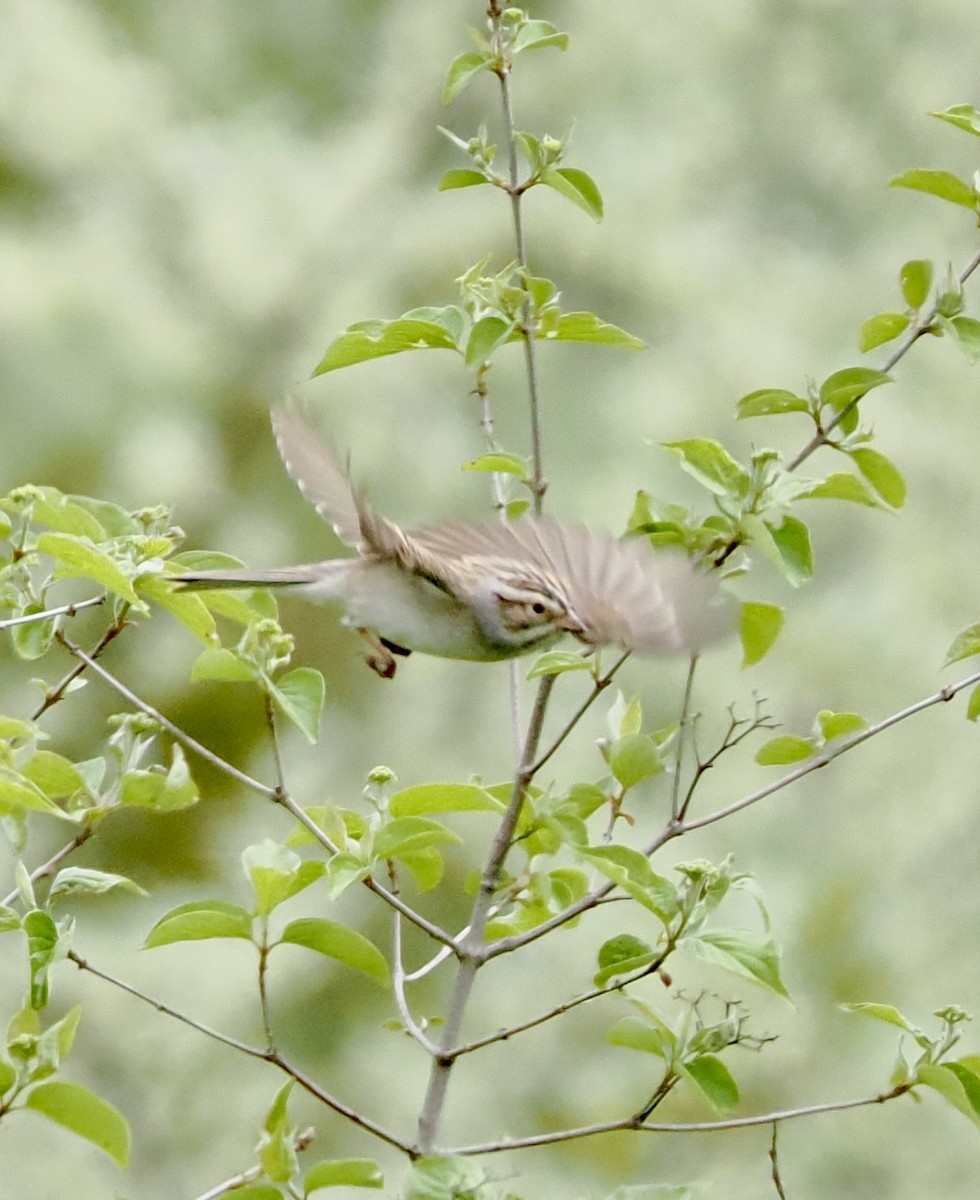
[460,453,527,476]
[739,602,784,667]
[766,514,813,584]
[945,624,980,668]
[548,311,645,349]
[24,910,60,1009]
[539,165,603,220]
[816,710,868,741]
[797,472,883,508]
[606,1015,675,1058]
[859,312,910,353]
[946,316,980,363]
[609,734,662,789]
[269,667,325,744]
[736,388,809,419]
[373,816,459,860]
[306,1158,384,1193]
[526,650,593,679]
[819,366,892,410]
[683,930,790,998]
[389,783,502,817]
[661,439,750,498]
[442,52,491,105]
[890,168,977,209]
[577,845,678,921]
[916,1063,980,1126]
[404,1157,487,1200]
[190,647,259,684]
[683,1054,739,1114]
[841,1001,921,1033]
[312,317,459,375]
[437,169,489,191]
[849,448,906,507]
[140,575,218,644]
[513,19,569,53]
[464,315,514,367]
[144,900,253,947]
[280,918,389,987]
[967,683,980,723]
[21,751,91,801]
[242,840,303,916]
[0,767,69,816]
[10,604,58,660]
[900,259,934,308]
[49,869,147,903]
[594,934,656,986]
[930,104,980,137]
[25,1080,130,1167]
[754,735,815,766]
[36,533,141,607]
[0,1057,17,1095]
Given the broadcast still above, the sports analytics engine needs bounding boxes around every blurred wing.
[512,521,733,656]
[272,407,364,548]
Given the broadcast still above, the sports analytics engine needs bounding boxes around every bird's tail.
[170,565,331,591]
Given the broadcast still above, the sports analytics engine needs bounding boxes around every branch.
[0,595,105,630]
[786,246,980,473]
[448,1084,912,1155]
[33,608,129,720]
[1,828,94,909]
[68,948,413,1155]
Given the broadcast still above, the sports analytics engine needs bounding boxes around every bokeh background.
[1,2,978,1197]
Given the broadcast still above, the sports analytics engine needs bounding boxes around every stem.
[1,828,94,909]
[786,245,980,473]
[415,674,556,1153]
[34,610,129,720]
[671,654,699,821]
[0,594,105,630]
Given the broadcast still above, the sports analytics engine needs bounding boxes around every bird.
[170,408,732,678]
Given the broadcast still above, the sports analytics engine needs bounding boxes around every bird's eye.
[531,601,547,615]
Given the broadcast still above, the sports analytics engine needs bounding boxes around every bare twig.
[33,611,129,720]
[0,595,105,630]
[1,828,95,909]
[671,654,699,820]
[770,1122,789,1200]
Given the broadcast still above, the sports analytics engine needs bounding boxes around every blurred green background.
[2,2,979,1197]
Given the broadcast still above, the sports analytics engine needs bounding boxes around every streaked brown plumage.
[171,408,731,676]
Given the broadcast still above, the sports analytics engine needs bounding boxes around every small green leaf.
[609,734,662,789]
[859,312,910,353]
[841,1001,921,1033]
[280,918,389,987]
[464,315,514,367]
[946,315,980,362]
[389,784,502,817]
[24,910,59,1009]
[460,453,527,476]
[683,930,790,999]
[577,845,678,921]
[21,751,91,801]
[144,900,253,947]
[10,605,58,660]
[306,1158,385,1193]
[967,683,980,722]
[268,667,325,744]
[755,735,816,766]
[798,473,883,508]
[539,166,603,220]
[190,647,259,684]
[739,602,784,667]
[437,169,490,191]
[766,514,814,584]
[819,367,892,410]
[890,168,977,209]
[661,439,750,498]
[404,1157,487,1200]
[140,575,218,644]
[442,52,491,105]
[526,650,593,679]
[930,104,980,137]
[848,448,906,508]
[243,841,304,916]
[736,388,809,419]
[49,869,147,903]
[816,710,868,741]
[0,767,69,816]
[312,317,459,375]
[900,259,934,308]
[943,623,980,667]
[916,1063,980,1127]
[547,311,645,349]
[373,816,459,860]
[513,19,569,53]
[36,533,140,607]
[683,1054,739,1114]
[594,934,655,986]
[606,1015,674,1058]
[25,1080,130,1167]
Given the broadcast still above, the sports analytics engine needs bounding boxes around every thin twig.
[671,654,699,821]
[449,1084,911,1155]
[770,1122,789,1200]
[33,612,129,720]
[56,632,275,796]
[68,948,413,1154]
[530,650,631,775]
[786,246,980,473]
[1,828,95,909]
[0,595,105,630]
